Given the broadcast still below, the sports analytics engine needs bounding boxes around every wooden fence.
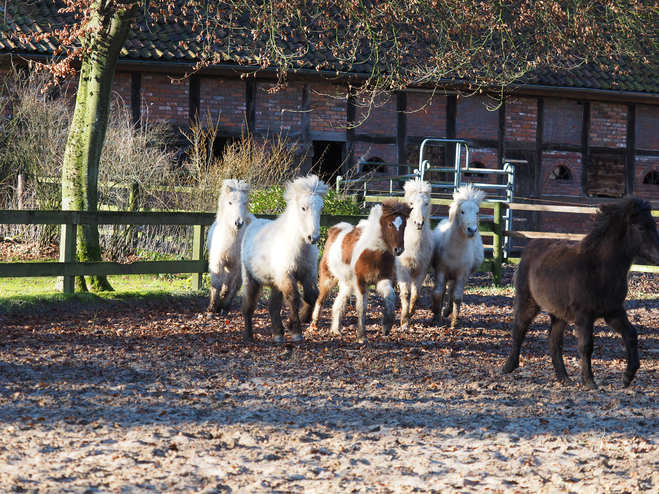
[1,201,657,294]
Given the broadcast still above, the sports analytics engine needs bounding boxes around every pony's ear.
[222,182,233,196]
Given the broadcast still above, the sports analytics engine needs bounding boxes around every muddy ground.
[1,269,659,493]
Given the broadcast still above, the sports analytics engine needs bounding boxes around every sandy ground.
[1,271,659,493]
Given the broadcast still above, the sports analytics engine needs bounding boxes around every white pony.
[396,179,434,329]
[207,179,252,314]
[431,184,485,328]
[241,175,329,343]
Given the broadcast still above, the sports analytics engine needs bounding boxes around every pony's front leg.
[377,279,395,337]
[222,269,242,314]
[548,315,571,384]
[280,277,303,342]
[399,280,412,329]
[574,316,597,389]
[299,273,320,325]
[241,274,263,343]
[605,311,640,388]
[409,272,426,317]
[431,270,447,325]
[355,283,369,344]
[329,283,351,337]
[268,286,285,344]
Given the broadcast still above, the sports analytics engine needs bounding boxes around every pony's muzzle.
[235,219,244,229]
[307,234,320,245]
[414,220,424,230]
[394,246,404,256]
[466,227,477,237]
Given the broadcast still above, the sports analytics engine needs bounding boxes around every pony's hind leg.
[268,287,285,344]
[605,310,640,388]
[377,279,395,337]
[502,298,540,374]
[444,279,456,319]
[208,285,220,313]
[299,273,320,325]
[574,316,597,389]
[409,272,426,317]
[448,278,467,329]
[548,315,570,384]
[241,275,263,343]
[355,283,369,344]
[311,274,337,329]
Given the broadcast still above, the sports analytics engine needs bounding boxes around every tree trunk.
[61,0,136,292]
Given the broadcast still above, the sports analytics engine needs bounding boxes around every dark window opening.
[313,141,344,186]
[464,161,487,179]
[361,157,385,174]
[643,170,659,185]
[549,165,572,181]
[212,136,239,158]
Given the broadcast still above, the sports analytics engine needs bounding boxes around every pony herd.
[208,175,659,389]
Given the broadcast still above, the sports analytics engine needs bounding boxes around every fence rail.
[2,201,658,294]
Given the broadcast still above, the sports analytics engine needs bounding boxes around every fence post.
[59,221,76,294]
[191,224,204,291]
[492,202,503,287]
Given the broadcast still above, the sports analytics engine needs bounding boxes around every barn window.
[643,170,659,185]
[549,165,572,181]
[361,157,385,174]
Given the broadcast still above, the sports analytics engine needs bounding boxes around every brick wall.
[541,151,582,197]
[407,93,447,137]
[456,94,499,141]
[141,74,189,126]
[505,97,537,142]
[636,105,659,150]
[310,84,348,133]
[589,102,627,148]
[465,148,500,186]
[543,99,582,145]
[200,78,246,129]
[539,211,591,234]
[256,82,302,133]
[112,72,132,116]
[355,94,397,136]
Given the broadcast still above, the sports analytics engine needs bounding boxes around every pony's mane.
[403,179,432,200]
[284,174,329,202]
[449,184,485,219]
[580,196,652,253]
[381,198,412,219]
[222,178,251,195]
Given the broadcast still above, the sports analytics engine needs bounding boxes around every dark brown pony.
[503,196,659,388]
[311,199,412,343]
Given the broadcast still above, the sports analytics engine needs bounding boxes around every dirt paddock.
[1,270,659,493]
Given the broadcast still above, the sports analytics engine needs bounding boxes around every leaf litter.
[0,267,659,493]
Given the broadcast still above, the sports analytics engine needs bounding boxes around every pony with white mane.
[396,179,434,329]
[241,175,329,343]
[431,184,486,328]
[207,179,252,314]
[311,199,411,343]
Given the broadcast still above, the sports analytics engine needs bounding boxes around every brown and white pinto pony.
[311,199,412,343]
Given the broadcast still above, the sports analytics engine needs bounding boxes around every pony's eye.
[229,201,233,205]
[302,206,307,212]
[461,210,465,214]
[636,224,646,232]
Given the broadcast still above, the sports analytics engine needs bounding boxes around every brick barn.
[4,1,659,237]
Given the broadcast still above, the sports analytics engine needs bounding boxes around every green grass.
[0,273,210,315]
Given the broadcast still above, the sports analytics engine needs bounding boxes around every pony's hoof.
[291,333,304,343]
[330,328,342,337]
[400,322,410,331]
[243,336,256,344]
[273,335,285,344]
[356,337,367,345]
[309,322,318,331]
[501,361,517,374]
[382,326,393,336]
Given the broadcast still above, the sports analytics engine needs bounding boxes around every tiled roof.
[3,0,659,95]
